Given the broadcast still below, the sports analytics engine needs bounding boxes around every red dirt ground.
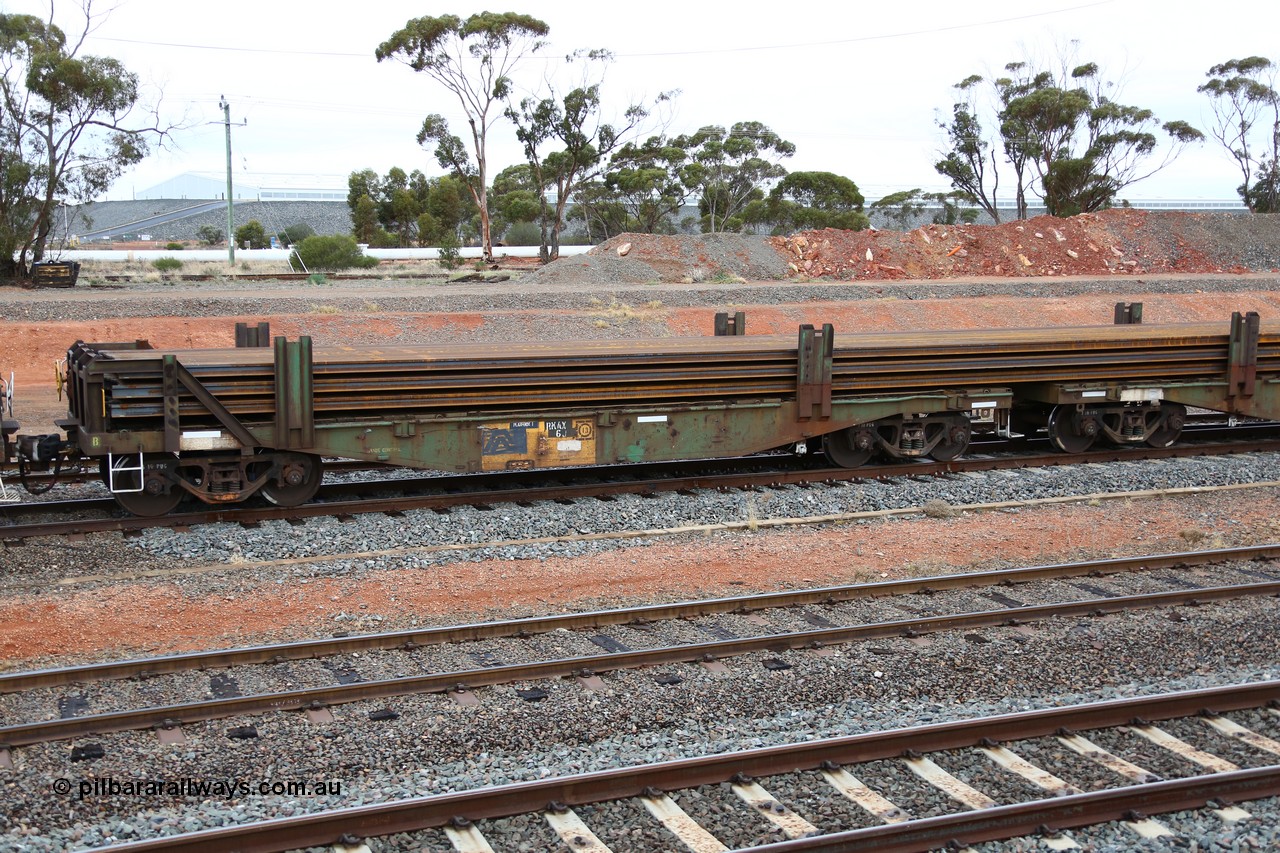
[3,493,1278,661]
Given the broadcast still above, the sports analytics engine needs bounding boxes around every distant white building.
[134,172,348,202]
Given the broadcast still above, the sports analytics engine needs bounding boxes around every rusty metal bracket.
[161,354,261,452]
[234,322,271,347]
[1114,302,1143,324]
[796,323,833,421]
[1228,311,1259,398]
[714,311,746,336]
[274,336,315,449]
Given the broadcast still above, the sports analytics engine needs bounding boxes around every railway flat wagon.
[52,311,1279,515]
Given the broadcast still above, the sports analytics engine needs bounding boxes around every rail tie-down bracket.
[1228,311,1259,399]
[797,323,833,422]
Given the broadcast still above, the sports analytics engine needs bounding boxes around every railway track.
[3,545,1276,750]
[71,681,1280,852]
[4,433,1280,542]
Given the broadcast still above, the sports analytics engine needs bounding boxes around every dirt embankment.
[528,210,1280,284]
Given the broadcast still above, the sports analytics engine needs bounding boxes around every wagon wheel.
[1046,405,1096,453]
[109,454,184,517]
[114,488,183,517]
[929,422,971,462]
[1145,403,1186,448]
[261,452,324,507]
[823,426,875,468]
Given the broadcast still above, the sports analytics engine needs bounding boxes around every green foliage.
[152,256,182,272]
[924,191,980,224]
[435,230,462,269]
[935,74,1003,223]
[1244,161,1280,213]
[764,171,868,233]
[164,242,184,251]
[592,135,690,235]
[1199,57,1280,213]
[490,163,541,236]
[377,12,550,260]
[675,121,795,232]
[870,189,978,229]
[348,168,472,247]
[276,223,315,248]
[935,55,1204,219]
[195,224,223,246]
[504,58,669,260]
[871,190,927,230]
[0,7,158,277]
[234,220,268,250]
[502,221,541,246]
[368,227,399,249]
[290,234,379,272]
[352,194,378,244]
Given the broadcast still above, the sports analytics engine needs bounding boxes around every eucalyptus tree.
[676,121,795,232]
[935,55,1202,219]
[377,12,550,261]
[506,49,672,260]
[0,4,168,279]
[1199,57,1280,212]
[759,171,869,234]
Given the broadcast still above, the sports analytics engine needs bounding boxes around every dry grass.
[587,297,665,324]
[922,499,960,519]
[310,304,340,315]
[1177,527,1207,545]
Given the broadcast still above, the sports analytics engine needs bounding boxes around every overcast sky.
[5,0,1273,203]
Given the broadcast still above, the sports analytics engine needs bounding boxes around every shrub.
[290,235,379,272]
[374,229,401,249]
[436,230,463,270]
[164,242,184,251]
[196,225,224,246]
[277,223,316,248]
[234,220,268,250]
[502,221,541,246]
[152,256,183,272]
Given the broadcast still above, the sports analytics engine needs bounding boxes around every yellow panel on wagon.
[478,418,596,471]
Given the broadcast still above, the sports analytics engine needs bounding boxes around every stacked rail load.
[52,311,1276,515]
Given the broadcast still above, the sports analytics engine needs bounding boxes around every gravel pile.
[523,211,1280,285]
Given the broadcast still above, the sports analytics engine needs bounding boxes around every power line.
[89,2,1112,61]
[618,1,1114,57]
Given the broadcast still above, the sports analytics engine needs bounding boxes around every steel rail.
[4,543,1278,693]
[0,459,378,489]
[3,580,1276,747]
[4,437,1280,541]
[0,453,807,522]
[741,768,1280,851]
[78,682,1280,853]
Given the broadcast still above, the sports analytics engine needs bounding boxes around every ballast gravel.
[2,269,1279,325]
[126,450,1280,582]
[1,576,1278,850]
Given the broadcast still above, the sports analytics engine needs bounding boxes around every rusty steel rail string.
[81,682,1280,853]
[4,543,1279,693]
[3,573,1277,747]
[4,436,1280,541]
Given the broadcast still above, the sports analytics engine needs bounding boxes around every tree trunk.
[538,194,551,264]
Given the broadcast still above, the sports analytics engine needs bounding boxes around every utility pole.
[217,97,240,265]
